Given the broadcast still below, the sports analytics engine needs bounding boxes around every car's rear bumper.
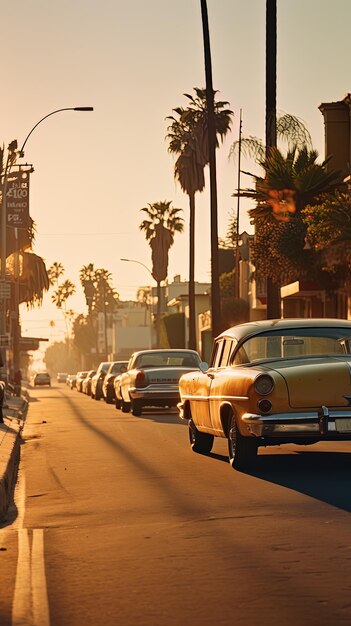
[129,385,180,405]
[242,406,351,438]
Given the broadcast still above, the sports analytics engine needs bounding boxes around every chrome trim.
[180,394,249,401]
[241,408,351,437]
[242,411,320,422]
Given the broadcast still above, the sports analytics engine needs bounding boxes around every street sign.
[0,282,11,299]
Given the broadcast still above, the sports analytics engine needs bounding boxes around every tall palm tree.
[139,201,184,348]
[167,87,233,347]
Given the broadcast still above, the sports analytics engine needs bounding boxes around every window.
[219,339,233,367]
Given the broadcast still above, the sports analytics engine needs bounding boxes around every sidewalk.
[0,391,29,521]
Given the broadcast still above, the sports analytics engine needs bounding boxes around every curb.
[0,392,29,522]
[0,416,23,521]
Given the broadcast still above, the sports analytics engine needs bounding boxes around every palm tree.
[229,113,313,163]
[240,146,343,288]
[139,201,184,348]
[167,87,233,347]
[79,264,119,358]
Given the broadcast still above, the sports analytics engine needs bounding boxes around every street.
[1,384,351,626]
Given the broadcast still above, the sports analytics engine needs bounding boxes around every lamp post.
[0,106,94,373]
[120,258,159,347]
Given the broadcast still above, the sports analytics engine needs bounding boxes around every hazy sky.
[2,0,350,342]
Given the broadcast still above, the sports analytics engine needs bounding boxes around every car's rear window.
[136,352,199,368]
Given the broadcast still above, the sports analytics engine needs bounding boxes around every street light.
[0,106,94,373]
[120,258,159,347]
[120,258,153,277]
[18,107,94,157]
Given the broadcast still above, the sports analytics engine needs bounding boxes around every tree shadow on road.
[244,449,351,513]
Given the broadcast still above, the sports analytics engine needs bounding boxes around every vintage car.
[178,318,351,471]
[119,349,207,416]
[82,370,96,395]
[102,361,128,403]
[76,371,89,393]
[91,362,111,400]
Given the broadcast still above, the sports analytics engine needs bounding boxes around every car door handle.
[207,372,215,379]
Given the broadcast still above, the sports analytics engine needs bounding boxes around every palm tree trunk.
[200,0,221,338]
[266,0,281,319]
[156,280,161,348]
[188,192,196,350]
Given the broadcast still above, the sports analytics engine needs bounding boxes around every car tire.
[189,419,214,454]
[131,400,142,416]
[121,400,131,413]
[228,414,257,470]
[115,398,121,410]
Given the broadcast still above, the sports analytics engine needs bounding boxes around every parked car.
[119,349,207,416]
[114,373,124,410]
[178,318,351,471]
[34,372,51,387]
[102,361,128,403]
[82,370,96,395]
[66,374,77,389]
[90,362,111,400]
[57,372,68,383]
[76,371,89,393]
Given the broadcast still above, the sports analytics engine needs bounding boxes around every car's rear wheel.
[189,419,214,454]
[121,399,131,413]
[131,399,142,416]
[228,415,257,470]
[115,398,121,410]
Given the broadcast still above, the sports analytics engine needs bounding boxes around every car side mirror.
[200,362,209,371]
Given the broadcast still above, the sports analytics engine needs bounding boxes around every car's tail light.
[258,399,272,414]
[135,370,148,388]
[254,374,274,395]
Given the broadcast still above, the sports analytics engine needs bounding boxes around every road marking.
[31,530,50,626]
[11,474,50,626]
[12,529,31,626]
[12,528,50,626]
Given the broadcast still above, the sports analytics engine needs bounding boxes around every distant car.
[119,349,207,416]
[76,371,89,393]
[102,361,128,403]
[82,370,96,395]
[66,374,77,389]
[178,318,351,471]
[91,362,111,400]
[34,372,51,387]
[57,372,68,383]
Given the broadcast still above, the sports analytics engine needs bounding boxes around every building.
[109,301,154,361]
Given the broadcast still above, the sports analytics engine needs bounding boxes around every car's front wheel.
[228,415,257,470]
[115,398,121,410]
[121,399,131,413]
[189,419,214,454]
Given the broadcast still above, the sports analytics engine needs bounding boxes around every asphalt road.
[1,384,351,626]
